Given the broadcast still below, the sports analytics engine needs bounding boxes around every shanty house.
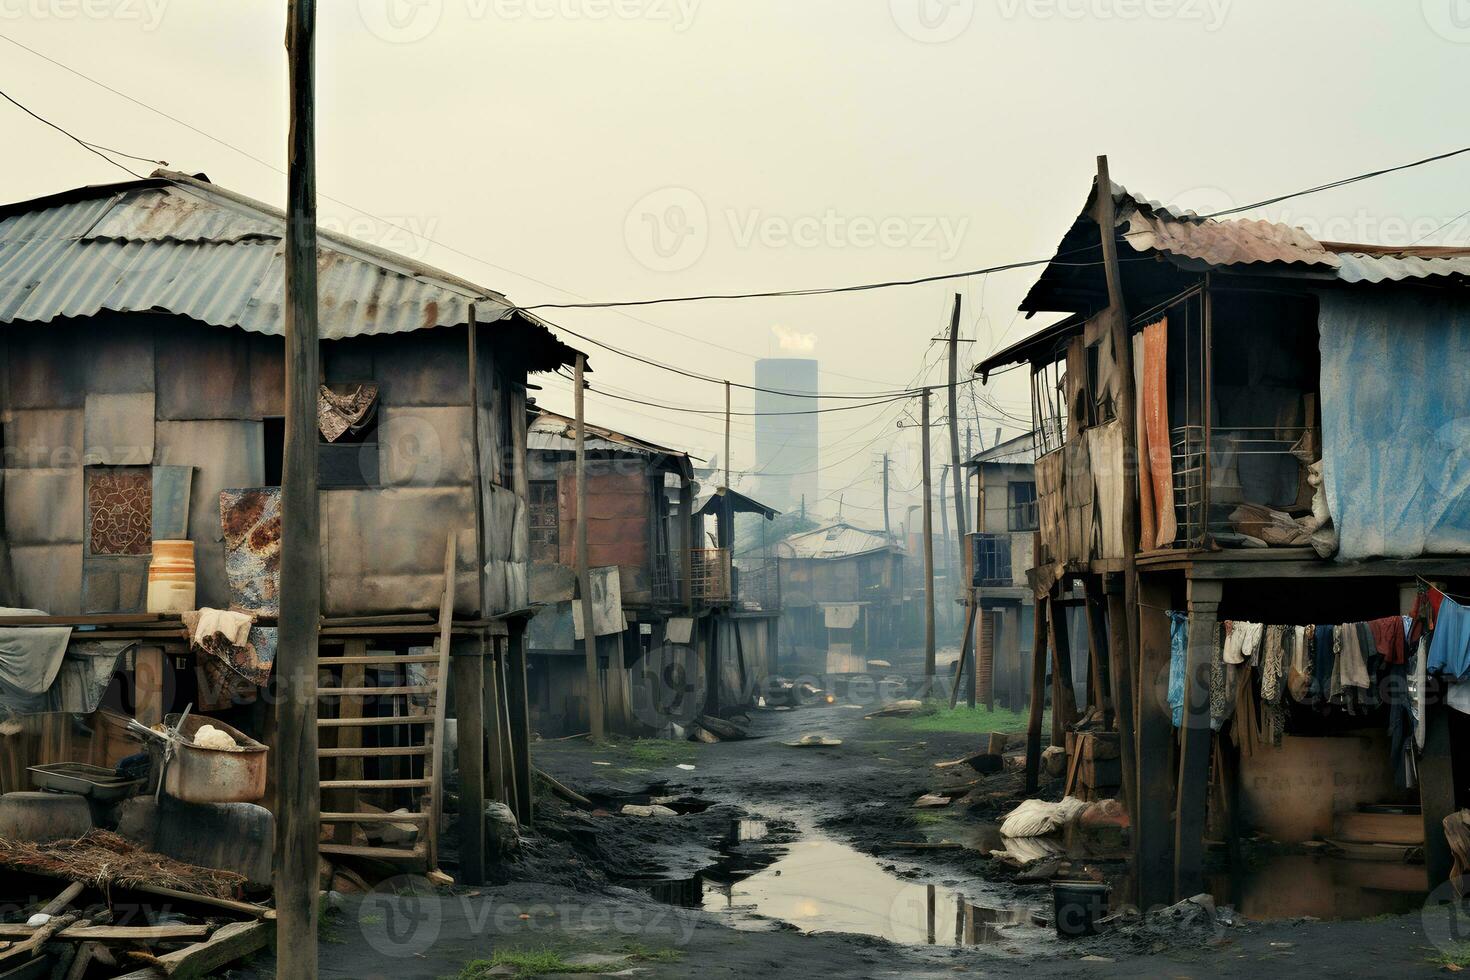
[523,408,695,735]
[979,174,1470,911]
[776,521,905,673]
[0,170,579,881]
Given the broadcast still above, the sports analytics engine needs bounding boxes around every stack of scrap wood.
[1061,732,1120,802]
[0,875,272,980]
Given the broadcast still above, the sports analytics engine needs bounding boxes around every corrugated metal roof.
[0,171,579,361]
[527,409,693,477]
[966,431,1035,467]
[1124,207,1335,270]
[777,522,893,560]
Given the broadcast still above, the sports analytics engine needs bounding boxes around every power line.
[0,86,149,179]
[1202,143,1470,219]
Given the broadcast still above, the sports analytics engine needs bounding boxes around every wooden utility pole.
[723,380,731,489]
[881,453,891,541]
[278,1,320,975]
[944,294,975,706]
[921,388,936,690]
[574,354,604,741]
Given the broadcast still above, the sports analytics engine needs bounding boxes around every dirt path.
[249,696,1448,978]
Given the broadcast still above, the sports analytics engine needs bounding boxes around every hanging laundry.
[1259,624,1288,747]
[1428,595,1470,681]
[1410,635,1428,749]
[1224,620,1264,665]
[1330,623,1373,710]
[1168,611,1188,727]
[1367,615,1407,666]
[1286,624,1314,703]
[1310,623,1336,703]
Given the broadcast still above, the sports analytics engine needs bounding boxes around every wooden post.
[278,1,320,973]
[881,453,891,541]
[506,622,534,826]
[724,380,731,490]
[453,639,486,885]
[1047,591,1078,745]
[921,388,936,690]
[1024,584,1049,793]
[1098,580,1138,833]
[1175,577,1222,900]
[484,640,506,804]
[947,602,979,710]
[1082,578,1112,728]
[679,479,694,613]
[573,353,604,742]
[945,293,970,703]
[330,639,366,845]
[133,645,165,729]
[1134,574,1175,910]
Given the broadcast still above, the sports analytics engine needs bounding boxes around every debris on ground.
[1000,797,1088,838]
[864,699,924,719]
[784,734,842,748]
[621,804,679,817]
[912,794,951,808]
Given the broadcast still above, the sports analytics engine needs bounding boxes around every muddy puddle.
[1206,853,1426,921]
[630,819,1048,948]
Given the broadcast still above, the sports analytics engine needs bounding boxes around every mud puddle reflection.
[631,819,1044,947]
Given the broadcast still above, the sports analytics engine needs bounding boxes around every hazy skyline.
[3,1,1468,528]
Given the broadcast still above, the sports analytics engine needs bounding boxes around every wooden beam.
[1134,573,1175,911]
[1046,594,1078,745]
[1094,582,1137,826]
[921,389,936,690]
[0,924,208,942]
[452,639,486,885]
[573,352,605,741]
[1024,583,1050,793]
[428,535,456,871]
[111,921,271,980]
[1174,577,1222,900]
[947,602,979,710]
[505,623,534,826]
[278,3,321,977]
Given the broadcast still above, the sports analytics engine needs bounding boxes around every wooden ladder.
[316,536,456,869]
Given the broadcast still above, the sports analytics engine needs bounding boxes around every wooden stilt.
[1134,574,1176,911]
[453,640,486,885]
[1174,577,1222,900]
[506,622,534,826]
[1094,579,1137,824]
[1024,588,1050,793]
[1047,593,1078,746]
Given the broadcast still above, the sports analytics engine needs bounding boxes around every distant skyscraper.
[753,358,819,513]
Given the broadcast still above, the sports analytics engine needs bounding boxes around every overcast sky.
[4,1,1468,528]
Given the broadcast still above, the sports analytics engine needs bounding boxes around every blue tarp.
[1319,289,1470,561]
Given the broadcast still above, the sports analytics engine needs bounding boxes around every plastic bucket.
[1051,880,1111,937]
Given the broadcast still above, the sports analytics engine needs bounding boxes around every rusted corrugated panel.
[0,173,578,365]
[1123,209,1335,270]
[777,522,890,560]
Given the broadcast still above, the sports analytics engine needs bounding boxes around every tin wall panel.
[4,409,81,470]
[3,467,82,545]
[84,392,155,465]
[379,405,474,488]
[9,542,82,615]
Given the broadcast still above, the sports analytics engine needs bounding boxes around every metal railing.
[1169,424,1314,548]
[690,548,731,603]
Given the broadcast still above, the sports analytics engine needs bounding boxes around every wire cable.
[0,86,149,179]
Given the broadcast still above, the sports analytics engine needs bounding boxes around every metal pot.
[162,714,267,804]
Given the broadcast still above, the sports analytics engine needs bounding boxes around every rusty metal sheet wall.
[4,408,81,469]
[7,543,81,613]
[322,486,477,615]
[155,321,282,421]
[556,468,651,585]
[1088,420,1125,559]
[372,329,471,407]
[4,467,81,545]
[380,405,474,488]
[83,393,154,465]
[1035,448,1064,567]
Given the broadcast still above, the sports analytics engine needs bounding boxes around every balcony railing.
[1170,423,1315,548]
[690,548,731,603]
[732,556,781,612]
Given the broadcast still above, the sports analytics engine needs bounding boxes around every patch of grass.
[875,702,1038,735]
[605,737,698,767]
[910,811,951,827]
[1429,941,1470,968]
[455,942,682,978]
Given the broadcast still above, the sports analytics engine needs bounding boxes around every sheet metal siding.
[0,182,510,339]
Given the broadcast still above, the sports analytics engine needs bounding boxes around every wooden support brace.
[1174,577,1222,901]
[453,637,487,886]
[1024,588,1050,793]
[1134,574,1176,912]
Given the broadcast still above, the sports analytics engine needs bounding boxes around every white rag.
[1000,797,1089,838]
[191,608,254,648]
[1223,621,1264,665]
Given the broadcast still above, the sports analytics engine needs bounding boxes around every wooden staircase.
[315,537,456,869]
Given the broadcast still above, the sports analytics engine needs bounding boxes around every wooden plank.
[485,640,507,808]
[317,714,431,727]
[0,913,77,964]
[38,882,84,916]
[316,654,441,666]
[134,646,165,729]
[1134,574,1176,911]
[319,779,429,790]
[1082,580,1112,728]
[0,924,208,942]
[318,745,428,758]
[506,623,534,826]
[127,885,274,921]
[428,534,456,871]
[317,843,425,862]
[495,640,520,819]
[1100,584,1139,837]
[317,686,434,697]
[1174,577,1221,901]
[1046,594,1078,745]
[320,811,429,824]
[946,603,979,710]
[110,920,270,980]
[453,637,487,886]
[1024,583,1050,793]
